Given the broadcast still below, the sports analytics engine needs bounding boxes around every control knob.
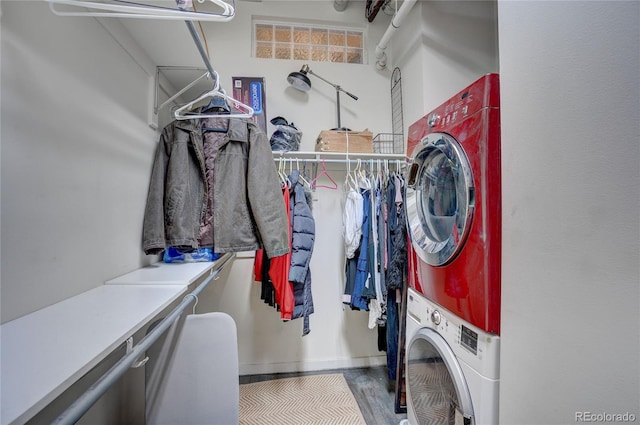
[431,310,441,325]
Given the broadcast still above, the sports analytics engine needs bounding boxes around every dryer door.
[406,133,474,266]
[406,327,474,425]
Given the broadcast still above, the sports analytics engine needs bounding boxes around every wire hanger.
[174,71,254,120]
[48,0,236,21]
[295,159,312,190]
[310,159,338,190]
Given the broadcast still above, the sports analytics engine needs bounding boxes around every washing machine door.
[406,133,474,266]
[406,327,474,425]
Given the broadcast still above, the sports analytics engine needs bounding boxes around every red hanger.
[310,159,338,190]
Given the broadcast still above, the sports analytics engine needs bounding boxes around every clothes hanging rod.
[48,0,235,21]
[183,19,217,78]
[272,157,408,165]
[51,252,236,425]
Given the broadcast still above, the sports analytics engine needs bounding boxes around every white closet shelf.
[106,261,217,285]
[0,260,221,425]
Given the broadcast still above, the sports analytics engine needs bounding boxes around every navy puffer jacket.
[288,170,315,283]
[288,170,315,335]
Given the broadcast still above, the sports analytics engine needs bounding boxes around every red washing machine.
[405,73,501,334]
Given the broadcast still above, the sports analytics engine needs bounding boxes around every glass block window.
[254,19,365,64]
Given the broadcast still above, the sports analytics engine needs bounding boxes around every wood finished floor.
[240,366,407,425]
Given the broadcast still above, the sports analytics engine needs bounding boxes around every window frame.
[253,18,366,65]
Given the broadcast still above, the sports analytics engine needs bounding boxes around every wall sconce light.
[287,64,359,131]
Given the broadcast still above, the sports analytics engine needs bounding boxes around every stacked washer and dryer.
[401,74,502,425]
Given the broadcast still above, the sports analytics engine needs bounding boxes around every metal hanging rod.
[48,0,236,21]
[52,253,236,425]
[274,158,406,165]
[184,20,216,79]
[272,155,407,165]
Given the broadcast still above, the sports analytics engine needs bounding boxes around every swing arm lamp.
[287,64,358,131]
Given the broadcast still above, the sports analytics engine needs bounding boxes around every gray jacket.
[142,118,289,258]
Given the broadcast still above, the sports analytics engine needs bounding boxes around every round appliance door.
[406,328,474,425]
[406,133,474,266]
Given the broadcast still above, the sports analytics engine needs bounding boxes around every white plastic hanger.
[295,159,312,190]
[48,0,235,21]
[351,159,368,190]
[343,158,358,192]
[277,158,290,188]
[174,71,254,120]
[357,160,371,192]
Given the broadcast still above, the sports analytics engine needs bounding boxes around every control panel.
[406,288,500,379]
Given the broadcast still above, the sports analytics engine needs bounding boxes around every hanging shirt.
[385,177,397,263]
[351,188,371,311]
[253,248,264,283]
[267,185,294,320]
[343,187,363,259]
[375,178,387,302]
[370,178,380,298]
[367,183,381,326]
[387,181,407,291]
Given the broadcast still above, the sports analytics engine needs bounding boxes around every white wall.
[1,2,159,322]
[390,0,499,137]
[1,2,160,423]
[497,2,640,423]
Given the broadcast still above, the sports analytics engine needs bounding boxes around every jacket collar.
[173,118,249,143]
[226,118,250,142]
[173,119,199,133]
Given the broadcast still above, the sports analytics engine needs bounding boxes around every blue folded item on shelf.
[163,247,221,263]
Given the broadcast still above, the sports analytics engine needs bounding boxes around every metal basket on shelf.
[373,133,404,154]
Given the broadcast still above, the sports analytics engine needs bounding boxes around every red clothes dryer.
[405,73,501,334]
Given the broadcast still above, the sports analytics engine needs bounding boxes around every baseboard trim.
[239,355,388,376]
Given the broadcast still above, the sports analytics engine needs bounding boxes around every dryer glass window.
[419,150,459,243]
[406,133,474,266]
[408,337,460,424]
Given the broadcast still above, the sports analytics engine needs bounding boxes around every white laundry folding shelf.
[105,261,218,285]
[0,258,226,425]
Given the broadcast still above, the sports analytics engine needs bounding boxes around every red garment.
[253,249,264,282]
[268,185,294,320]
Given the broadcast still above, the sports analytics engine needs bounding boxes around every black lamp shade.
[287,71,311,92]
